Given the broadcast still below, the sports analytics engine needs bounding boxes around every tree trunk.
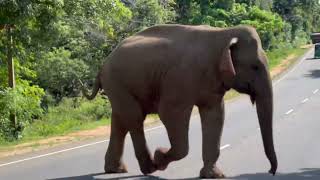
[6,26,17,137]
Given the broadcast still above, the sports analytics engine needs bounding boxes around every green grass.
[267,47,307,69]
[24,97,111,138]
[146,114,159,119]
[224,89,240,100]
[0,96,111,146]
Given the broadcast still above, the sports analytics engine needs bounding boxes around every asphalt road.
[0,48,320,180]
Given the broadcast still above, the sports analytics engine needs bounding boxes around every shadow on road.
[229,168,320,180]
[47,172,105,180]
[304,69,320,79]
[47,168,320,180]
[47,173,198,180]
[305,57,320,60]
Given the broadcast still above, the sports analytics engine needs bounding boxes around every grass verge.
[0,96,111,146]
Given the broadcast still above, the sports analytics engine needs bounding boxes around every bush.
[186,3,286,50]
[22,95,111,138]
[240,6,284,50]
[36,48,90,101]
[292,29,308,48]
[0,82,44,141]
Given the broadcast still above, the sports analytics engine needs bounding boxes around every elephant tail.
[79,73,101,100]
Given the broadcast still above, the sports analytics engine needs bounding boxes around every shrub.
[0,82,44,141]
[22,95,111,138]
[36,48,90,101]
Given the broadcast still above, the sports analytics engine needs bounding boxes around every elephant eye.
[251,65,259,71]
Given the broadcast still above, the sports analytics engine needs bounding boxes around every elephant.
[82,24,278,178]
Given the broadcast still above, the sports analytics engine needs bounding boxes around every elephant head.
[219,26,278,175]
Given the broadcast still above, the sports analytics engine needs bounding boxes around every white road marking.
[301,98,309,103]
[220,144,230,150]
[273,49,313,86]
[0,124,230,168]
[313,89,319,94]
[285,109,294,115]
[0,140,108,168]
[0,125,166,168]
[145,125,164,132]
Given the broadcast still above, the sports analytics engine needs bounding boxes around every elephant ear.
[219,37,238,87]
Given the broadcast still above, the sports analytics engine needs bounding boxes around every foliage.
[273,0,320,41]
[186,2,286,50]
[22,96,111,138]
[0,83,44,141]
[266,46,307,69]
[240,6,284,49]
[175,0,192,23]
[36,48,89,100]
[61,0,133,76]
[236,0,273,11]
[127,0,176,32]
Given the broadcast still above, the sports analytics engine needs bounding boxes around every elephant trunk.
[255,74,278,175]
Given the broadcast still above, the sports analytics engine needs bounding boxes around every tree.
[273,0,320,41]
[36,49,89,101]
[0,0,62,139]
[241,6,284,49]
[214,0,235,11]
[175,0,192,23]
[236,0,273,11]
[130,0,176,28]
[0,24,16,136]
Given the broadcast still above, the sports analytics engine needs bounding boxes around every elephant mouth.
[249,91,256,104]
[233,82,256,104]
[248,83,256,104]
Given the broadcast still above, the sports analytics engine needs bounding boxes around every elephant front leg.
[199,100,226,179]
[154,105,192,170]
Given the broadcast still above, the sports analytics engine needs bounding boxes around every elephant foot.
[139,157,157,175]
[200,166,226,179]
[104,162,128,174]
[153,147,169,171]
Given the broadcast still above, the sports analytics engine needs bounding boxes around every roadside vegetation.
[1,0,320,145]
[267,46,308,69]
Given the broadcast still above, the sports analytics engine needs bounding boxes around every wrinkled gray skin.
[82,24,277,178]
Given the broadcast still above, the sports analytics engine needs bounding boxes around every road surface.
[0,48,320,180]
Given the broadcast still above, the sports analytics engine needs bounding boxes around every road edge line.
[0,140,108,168]
[0,125,167,168]
[273,48,313,86]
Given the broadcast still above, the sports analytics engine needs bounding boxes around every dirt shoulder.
[0,46,311,159]
[270,45,312,79]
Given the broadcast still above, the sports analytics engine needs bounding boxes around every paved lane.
[0,48,319,180]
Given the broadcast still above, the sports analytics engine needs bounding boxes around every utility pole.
[3,25,17,136]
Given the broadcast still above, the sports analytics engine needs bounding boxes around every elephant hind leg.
[125,99,156,174]
[106,89,155,174]
[104,113,128,173]
[154,104,193,170]
[130,127,156,175]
